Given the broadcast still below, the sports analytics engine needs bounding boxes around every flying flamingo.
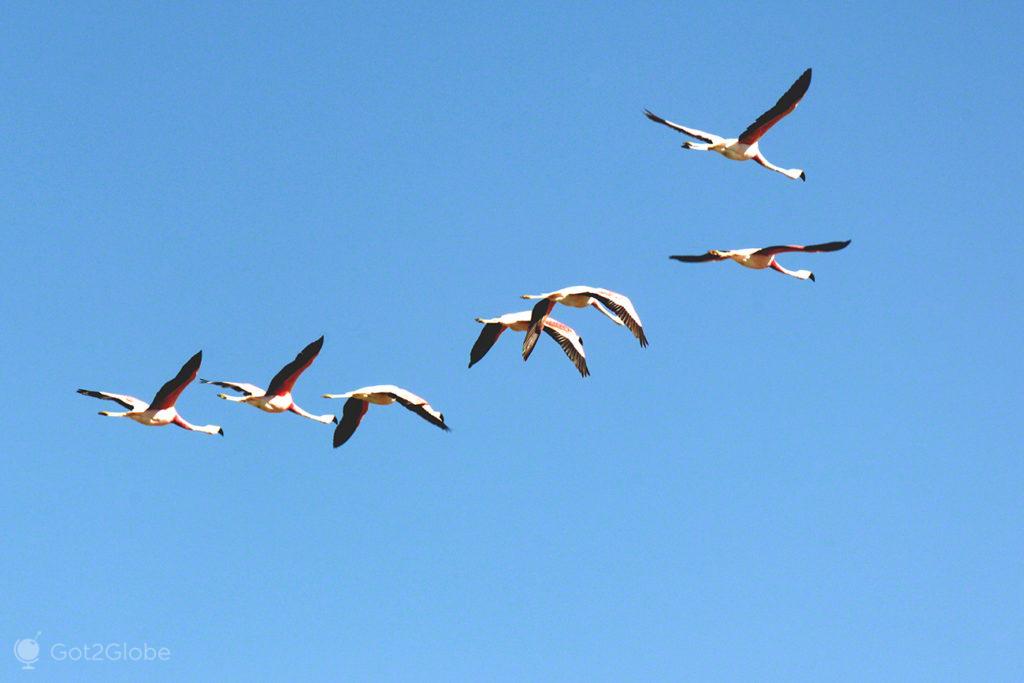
[645,68,812,181]
[77,350,223,435]
[200,336,336,424]
[322,386,450,448]
[670,240,851,281]
[520,286,648,359]
[470,311,589,377]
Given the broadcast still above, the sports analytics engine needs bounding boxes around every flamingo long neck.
[755,153,804,180]
[770,260,813,280]
[173,415,222,435]
[288,403,336,424]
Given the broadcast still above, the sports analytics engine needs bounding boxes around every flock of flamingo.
[78,67,850,448]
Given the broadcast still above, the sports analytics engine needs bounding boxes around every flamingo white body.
[520,285,648,359]
[470,311,589,377]
[322,385,450,448]
[670,240,851,281]
[77,350,223,436]
[201,336,335,424]
[645,68,812,181]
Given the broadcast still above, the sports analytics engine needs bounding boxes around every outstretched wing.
[149,350,202,410]
[753,239,850,256]
[522,299,555,361]
[266,335,324,396]
[388,388,450,432]
[669,252,727,263]
[644,110,724,144]
[468,323,505,368]
[542,319,589,378]
[77,389,148,412]
[199,379,265,397]
[587,289,649,348]
[738,68,812,144]
[333,397,369,448]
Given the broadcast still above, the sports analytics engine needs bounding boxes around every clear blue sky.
[3,2,1022,680]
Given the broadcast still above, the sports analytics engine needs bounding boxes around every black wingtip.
[799,171,806,181]
[179,350,203,374]
[218,427,225,436]
[522,334,538,361]
[332,421,353,448]
[332,415,339,424]
[809,273,816,282]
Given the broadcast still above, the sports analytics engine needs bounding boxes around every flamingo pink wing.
[149,351,202,410]
[738,68,812,144]
[266,336,324,396]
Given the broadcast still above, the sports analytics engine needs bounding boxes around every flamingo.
[644,68,812,181]
[670,240,851,281]
[470,311,589,377]
[77,350,223,435]
[200,336,336,424]
[520,286,648,359]
[322,386,450,448]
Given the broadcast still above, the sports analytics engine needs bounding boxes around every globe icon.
[14,633,41,670]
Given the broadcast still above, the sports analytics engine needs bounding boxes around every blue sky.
[2,2,1022,680]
